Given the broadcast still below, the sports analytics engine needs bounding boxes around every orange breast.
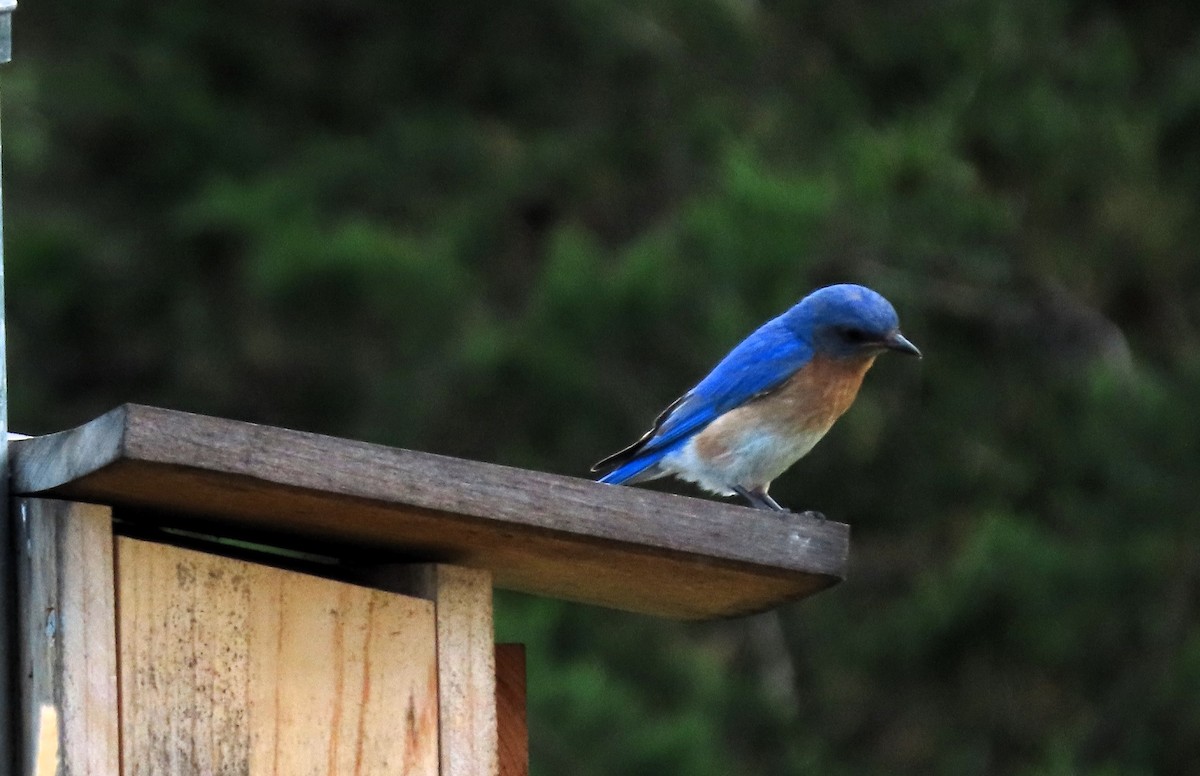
[689,353,876,464]
[761,353,877,433]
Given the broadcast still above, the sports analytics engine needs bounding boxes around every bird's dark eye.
[839,326,870,344]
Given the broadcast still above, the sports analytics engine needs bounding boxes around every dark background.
[6,1,1200,773]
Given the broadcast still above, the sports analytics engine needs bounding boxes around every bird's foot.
[731,487,829,522]
[733,485,792,514]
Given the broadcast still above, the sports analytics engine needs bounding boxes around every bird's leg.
[731,485,771,510]
[757,490,790,513]
[733,485,790,513]
[753,485,829,521]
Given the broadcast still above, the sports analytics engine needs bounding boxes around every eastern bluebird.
[592,284,921,512]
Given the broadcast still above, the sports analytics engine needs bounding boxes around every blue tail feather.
[598,458,657,485]
[596,439,684,485]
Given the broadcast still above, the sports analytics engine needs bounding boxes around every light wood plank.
[115,537,439,776]
[416,565,498,776]
[11,404,849,619]
[32,706,59,776]
[495,644,528,776]
[15,498,120,776]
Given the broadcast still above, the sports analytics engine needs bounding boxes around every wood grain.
[15,498,120,776]
[415,565,499,776]
[115,537,439,776]
[33,706,60,776]
[495,644,528,776]
[11,404,850,619]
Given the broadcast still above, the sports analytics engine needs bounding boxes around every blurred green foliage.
[6,0,1200,773]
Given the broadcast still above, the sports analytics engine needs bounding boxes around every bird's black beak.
[883,331,922,358]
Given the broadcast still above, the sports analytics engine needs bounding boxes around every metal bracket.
[0,1,14,64]
[0,2,17,773]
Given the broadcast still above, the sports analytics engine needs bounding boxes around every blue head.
[783,284,921,359]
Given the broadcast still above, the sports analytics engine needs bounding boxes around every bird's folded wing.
[634,322,815,459]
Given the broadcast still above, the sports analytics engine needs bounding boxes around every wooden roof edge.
[10,404,130,494]
[8,404,851,618]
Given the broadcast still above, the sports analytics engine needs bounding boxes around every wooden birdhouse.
[7,404,848,775]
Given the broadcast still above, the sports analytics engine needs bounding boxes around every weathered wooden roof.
[10,404,849,619]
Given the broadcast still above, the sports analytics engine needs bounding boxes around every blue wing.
[594,319,814,483]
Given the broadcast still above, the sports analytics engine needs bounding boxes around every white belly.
[660,425,829,496]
